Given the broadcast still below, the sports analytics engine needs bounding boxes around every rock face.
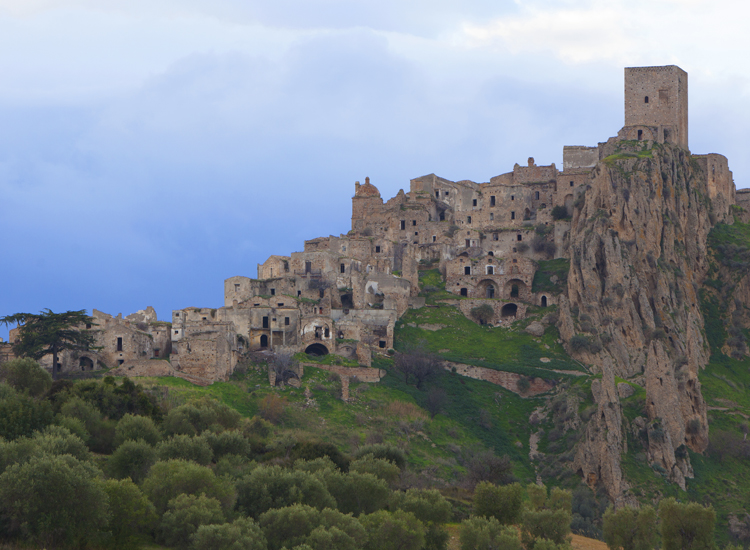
[562,141,729,503]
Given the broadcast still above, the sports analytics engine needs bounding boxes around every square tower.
[624,65,688,149]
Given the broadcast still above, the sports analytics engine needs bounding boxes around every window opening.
[375,246,381,253]
[260,334,268,348]
[535,191,540,200]
[271,288,275,295]
[493,233,498,241]
[324,327,330,338]
[379,340,386,348]
[412,220,417,226]
[117,337,123,351]
[490,213,494,221]
[285,317,290,326]
[400,220,406,230]
[340,264,345,273]
[435,191,439,198]
[541,296,548,307]
[644,96,649,103]
[487,266,494,275]
[490,196,495,206]
[432,235,436,242]
[511,284,519,298]
[305,261,311,273]
[517,234,522,241]
[460,288,468,296]
[262,316,269,329]
[464,266,471,275]
[473,199,477,206]
[570,181,574,187]
[486,285,495,298]
[638,129,643,140]
[467,216,472,224]
[511,211,515,220]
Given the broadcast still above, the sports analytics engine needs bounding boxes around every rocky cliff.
[558,140,733,505]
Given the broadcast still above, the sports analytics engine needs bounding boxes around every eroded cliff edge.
[557,141,735,505]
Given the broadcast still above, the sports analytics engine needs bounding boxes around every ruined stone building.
[2,65,737,389]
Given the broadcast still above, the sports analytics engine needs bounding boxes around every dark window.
[465,266,471,275]
[118,360,124,365]
[493,233,498,241]
[460,288,468,296]
[467,216,472,224]
[473,199,477,206]
[379,340,386,348]
[511,284,519,298]
[487,266,494,274]
[297,290,302,296]
[86,323,91,329]
[278,303,284,307]
[432,235,436,242]
[535,191,540,200]
[644,96,649,103]
[400,220,406,230]
[487,285,495,299]
[117,337,123,351]
[375,245,381,253]
[415,232,418,236]
[465,239,470,247]
[541,296,548,307]
[570,181,574,187]
[305,261,311,273]
[490,213,494,221]
[285,317,290,326]
[513,259,517,263]
[445,191,449,196]
[271,288,275,295]
[262,316,269,328]
[488,251,494,256]
[324,327,330,338]
[439,211,445,221]
[638,129,643,140]
[517,234,522,241]
[511,195,514,200]
[202,317,207,321]
[511,211,515,220]
[319,289,325,298]
[490,196,495,206]
[435,191,439,198]
[412,220,417,226]
[340,264,345,273]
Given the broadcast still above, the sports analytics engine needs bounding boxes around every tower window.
[435,190,439,198]
[270,288,275,295]
[644,96,649,103]
[511,195,514,201]
[638,130,643,140]
[285,317,290,326]
[517,234,522,241]
[400,220,405,230]
[535,191,540,200]
[467,216,472,224]
[375,246,381,253]
[473,199,477,206]
[412,220,417,226]
[464,266,471,275]
[570,181,574,187]
[490,196,495,206]
[511,211,515,220]
[340,264,345,273]
[432,235,436,242]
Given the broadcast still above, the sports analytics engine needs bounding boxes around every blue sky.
[1,0,748,339]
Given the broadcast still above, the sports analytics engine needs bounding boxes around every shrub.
[289,440,350,471]
[391,488,452,524]
[236,465,335,519]
[659,498,715,550]
[459,516,522,550]
[0,388,54,440]
[108,439,157,483]
[516,377,531,393]
[157,434,214,465]
[141,459,236,514]
[0,358,52,397]
[258,394,287,425]
[205,430,251,460]
[101,478,158,548]
[157,493,225,548]
[162,398,242,436]
[114,413,161,447]
[193,517,267,550]
[0,454,108,548]
[603,505,657,550]
[354,444,406,469]
[465,450,514,487]
[321,470,391,516]
[473,482,523,524]
[350,454,400,485]
[360,509,426,550]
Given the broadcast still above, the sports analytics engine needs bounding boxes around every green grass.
[531,259,570,294]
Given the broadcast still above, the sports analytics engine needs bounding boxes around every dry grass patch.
[386,400,428,420]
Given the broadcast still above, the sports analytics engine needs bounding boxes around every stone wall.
[444,361,553,396]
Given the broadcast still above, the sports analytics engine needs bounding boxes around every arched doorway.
[486,285,495,298]
[504,279,527,300]
[541,295,548,307]
[501,303,518,318]
[305,343,329,356]
[510,284,519,298]
[260,334,269,348]
[477,279,497,299]
[79,357,93,371]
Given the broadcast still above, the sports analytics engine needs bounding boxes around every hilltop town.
[5,65,742,386]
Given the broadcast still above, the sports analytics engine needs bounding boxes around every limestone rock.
[617,382,635,399]
[525,321,545,337]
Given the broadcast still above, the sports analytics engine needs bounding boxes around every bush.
[350,454,401,485]
[390,489,452,524]
[289,440,350,471]
[473,482,523,524]
[0,454,109,548]
[459,516,522,550]
[108,439,157,483]
[465,450,514,487]
[193,517,268,550]
[162,397,242,436]
[551,205,569,220]
[520,484,573,548]
[101,478,158,548]
[659,497,715,550]
[205,430,251,460]
[235,465,335,519]
[360,509,426,550]
[0,358,52,397]
[603,505,657,550]
[141,459,236,514]
[0,388,54,440]
[114,413,161,447]
[354,444,407,469]
[258,394,287,425]
[321,470,391,516]
[157,434,214,465]
[157,493,225,548]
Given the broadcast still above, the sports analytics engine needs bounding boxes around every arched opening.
[541,295,548,307]
[79,357,93,371]
[305,343,329,356]
[260,334,269,348]
[501,303,518,318]
[488,251,494,256]
[477,280,497,299]
[504,279,527,300]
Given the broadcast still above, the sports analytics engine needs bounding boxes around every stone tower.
[624,65,688,149]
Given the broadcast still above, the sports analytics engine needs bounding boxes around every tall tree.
[1,310,98,380]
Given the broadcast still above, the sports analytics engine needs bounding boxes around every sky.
[1,0,749,339]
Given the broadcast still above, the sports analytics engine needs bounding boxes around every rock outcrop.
[562,141,729,502]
